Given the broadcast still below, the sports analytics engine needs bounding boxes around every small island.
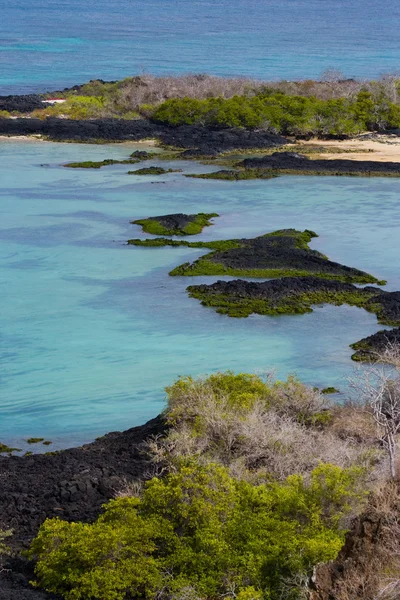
[132,212,219,236]
[128,228,384,284]
[186,276,400,323]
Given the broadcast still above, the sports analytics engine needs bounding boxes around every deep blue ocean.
[1,1,400,450]
[1,0,400,94]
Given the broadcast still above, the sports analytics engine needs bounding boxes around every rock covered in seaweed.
[240,151,400,175]
[187,276,400,323]
[350,327,400,362]
[138,229,385,283]
[132,212,218,236]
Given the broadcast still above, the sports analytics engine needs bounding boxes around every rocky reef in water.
[0,416,165,599]
[132,212,219,236]
[130,229,384,284]
[187,276,397,319]
[239,151,400,176]
[0,117,287,153]
[350,326,400,361]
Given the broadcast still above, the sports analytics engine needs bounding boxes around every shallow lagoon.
[1,139,399,448]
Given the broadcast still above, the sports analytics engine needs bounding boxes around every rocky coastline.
[0,117,287,153]
[0,416,165,599]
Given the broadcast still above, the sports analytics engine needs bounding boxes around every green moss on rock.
[64,159,140,169]
[132,212,219,236]
[128,229,384,284]
[185,169,278,181]
[350,327,400,362]
[127,166,182,175]
[187,277,398,325]
[0,442,21,454]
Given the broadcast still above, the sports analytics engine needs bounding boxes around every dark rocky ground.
[0,416,166,599]
[241,151,400,175]
[207,231,380,281]
[189,276,380,305]
[0,117,287,154]
[0,94,44,113]
[351,326,400,361]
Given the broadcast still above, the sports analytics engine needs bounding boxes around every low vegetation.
[0,528,12,563]
[27,363,400,600]
[10,73,400,138]
[151,90,400,135]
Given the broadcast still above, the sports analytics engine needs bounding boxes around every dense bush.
[150,372,382,481]
[151,90,400,134]
[28,461,365,600]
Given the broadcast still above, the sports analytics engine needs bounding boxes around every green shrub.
[151,90,400,134]
[29,461,363,600]
[0,528,12,562]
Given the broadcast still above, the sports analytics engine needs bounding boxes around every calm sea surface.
[1,1,400,448]
[1,139,399,448]
[0,0,400,94]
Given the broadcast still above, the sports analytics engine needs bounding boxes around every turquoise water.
[1,0,400,94]
[1,139,399,448]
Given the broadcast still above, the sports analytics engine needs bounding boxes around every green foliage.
[0,528,12,562]
[29,461,364,600]
[0,110,11,118]
[26,438,45,444]
[151,90,400,134]
[28,497,162,600]
[166,371,273,424]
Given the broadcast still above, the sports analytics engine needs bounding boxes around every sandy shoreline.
[298,135,400,162]
[1,131,400,162]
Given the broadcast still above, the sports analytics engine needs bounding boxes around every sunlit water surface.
[1,0,400,93]
[1,139,399,449]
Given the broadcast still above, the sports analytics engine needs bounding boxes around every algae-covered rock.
[350,327,400,362]
[187,276,400,324]
[132,212,219,236]
[127,166,181,175]
[129,229,384,284]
